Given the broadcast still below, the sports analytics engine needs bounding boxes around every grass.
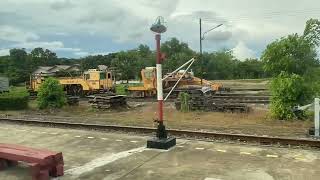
[0,86,28,98]
[0,86,29,110]
[115,83,143,95]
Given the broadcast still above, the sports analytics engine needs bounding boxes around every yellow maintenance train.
[28,67,114,96]
[128,67,227,98]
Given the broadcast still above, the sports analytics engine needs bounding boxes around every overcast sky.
[0,0,319,60]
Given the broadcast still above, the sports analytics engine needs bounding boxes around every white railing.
[298,98,320,137]
[315,98,320,137]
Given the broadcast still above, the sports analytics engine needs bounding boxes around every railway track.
[0,118,319,149]
[127,95,270,104]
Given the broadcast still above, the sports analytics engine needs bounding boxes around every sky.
[0,0,319,60]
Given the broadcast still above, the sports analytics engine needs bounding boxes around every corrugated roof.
[33,65,79,74]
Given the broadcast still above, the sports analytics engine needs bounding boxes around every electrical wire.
[174,9,320,24]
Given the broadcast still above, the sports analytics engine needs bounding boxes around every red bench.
[0,143,64,180]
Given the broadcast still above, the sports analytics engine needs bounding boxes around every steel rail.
[0,118,319,148]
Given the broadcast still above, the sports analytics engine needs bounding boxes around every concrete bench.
[0,143,64,180]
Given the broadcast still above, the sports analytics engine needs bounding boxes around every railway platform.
[0,123,320,180]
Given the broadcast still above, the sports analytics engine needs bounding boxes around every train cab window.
[100,72,106,80]
[144,70,153,79]
[107,73,111,79]
[85,74,90,80]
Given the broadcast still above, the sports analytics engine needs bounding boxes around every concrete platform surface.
[0,123,320,180]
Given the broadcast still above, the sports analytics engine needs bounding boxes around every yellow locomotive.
[28,65,114,96]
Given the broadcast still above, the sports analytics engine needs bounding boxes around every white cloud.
[12,41,82,53]
[54,32,69,36]
[0,25,39,42]
[0,0,319,57]
[91,52,111,56]
[232,42,256,60]
[15,41,63,49]
[0,49,10,56]
[74,51,89,57]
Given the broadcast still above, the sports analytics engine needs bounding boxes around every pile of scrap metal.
[88,95,127,109]
[175,88,250,113]
[128,58,229,98]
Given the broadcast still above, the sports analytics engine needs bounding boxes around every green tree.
[29,48,59,66]
[270,72,311,120]
[37,77,66,109]
[0,56,9,75]
[80,53,116,70]
[303,18,320,46]
[161,38,195,73]
[233,58,267,79]
[7,48,29,84]
[203,50,236,80]
[111,51,139,82]
[261,34,318,76]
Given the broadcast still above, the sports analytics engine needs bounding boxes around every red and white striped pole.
[147,16,175,149]
[155,34,163,123]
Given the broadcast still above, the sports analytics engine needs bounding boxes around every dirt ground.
[213,79,269,89]
[0,100,313,138]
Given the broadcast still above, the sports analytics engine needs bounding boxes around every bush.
[270,72,312,120]
[178,92,190,112]
[37,77,66,109]
[115,84,128,95]
[0,87,29,110]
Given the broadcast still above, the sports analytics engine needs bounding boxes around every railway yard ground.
[0,100,313,139]
[0,80,315,139]
[1,123,320,180]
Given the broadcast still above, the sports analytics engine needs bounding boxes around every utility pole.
[199,18,203,85]
[199,19,223,84]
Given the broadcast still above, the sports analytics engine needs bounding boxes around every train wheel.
[68,85,83,96]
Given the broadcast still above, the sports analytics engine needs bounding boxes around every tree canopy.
[0,39,268,85]
[261,34,318,76]
[262,18,320,120]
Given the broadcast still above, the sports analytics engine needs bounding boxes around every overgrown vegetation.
[270,73,311,120]
[37,77,66,109]
[263,18,320,120]
[115,84,128,95]
[178,92,190,112]
[0,87,29,110]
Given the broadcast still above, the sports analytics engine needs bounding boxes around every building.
[0,76,9,92]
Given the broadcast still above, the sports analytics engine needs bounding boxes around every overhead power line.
[175,9,320,24]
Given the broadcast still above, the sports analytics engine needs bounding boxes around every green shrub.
[270,72,312,120]
[178,92,190,112]
[115,83,143,95]
[0,87,29,110]
[37,77,66,109]
[115,84,128,95]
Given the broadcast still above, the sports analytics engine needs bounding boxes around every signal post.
[147,17,176,150]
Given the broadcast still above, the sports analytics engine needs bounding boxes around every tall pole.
[315,98,320,137]
[147,16,175,150]
[199,18,203,85]
[155,34,163,123]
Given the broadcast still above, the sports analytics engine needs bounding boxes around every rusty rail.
[0,118,319,148]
